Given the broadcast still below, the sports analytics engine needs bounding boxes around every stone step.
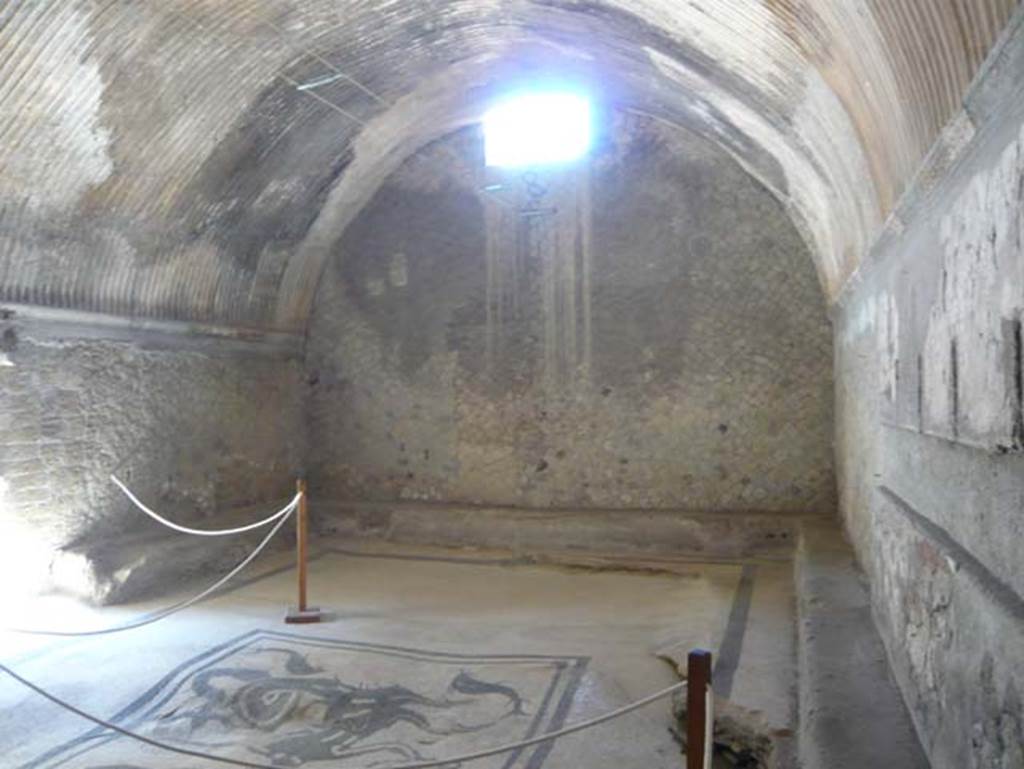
[796,520,929,769]
[315,499,818,560]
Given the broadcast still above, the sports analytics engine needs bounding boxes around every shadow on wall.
[0,320,305,602]
[305,112,835,514]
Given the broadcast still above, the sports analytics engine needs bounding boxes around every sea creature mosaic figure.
[150,648,528,766]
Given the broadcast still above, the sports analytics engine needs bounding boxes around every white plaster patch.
[389,253,408,287]
[645,47,861,296]
[619,0,789,94]
[843,291,877,343]
[790,73,881,278]
[1,5,113,211]
[878,291,898,402]
[923,122,1024,447]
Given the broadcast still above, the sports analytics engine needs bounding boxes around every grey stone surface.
[316,500,802,560]
[306,113,835,514]
[0,321,304,599]
[834,17,1024,769]
[795,520,928,769]
[872,490,1024,769]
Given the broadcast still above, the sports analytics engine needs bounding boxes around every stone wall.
[0,312,304,597]
[834,14,1024,768]
[306,113,835,514]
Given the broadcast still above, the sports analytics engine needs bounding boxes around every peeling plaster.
[2,5,113,212]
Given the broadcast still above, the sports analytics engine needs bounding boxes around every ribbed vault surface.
[0,0,1017,332]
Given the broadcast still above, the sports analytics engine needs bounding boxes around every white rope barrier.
[0,662,686,769]
[2,500,296,637]
[381,679,687,769]
[0,470,706,767]
[111,475,300,537]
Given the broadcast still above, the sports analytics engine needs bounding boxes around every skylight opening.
[483,92,593,168]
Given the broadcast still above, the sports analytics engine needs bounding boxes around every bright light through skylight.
[483,92,593,168]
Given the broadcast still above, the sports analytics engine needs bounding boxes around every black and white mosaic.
[26,630,588,769]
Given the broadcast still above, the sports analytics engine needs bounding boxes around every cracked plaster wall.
[835,14,1024,767]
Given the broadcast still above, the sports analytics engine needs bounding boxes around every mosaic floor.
[0,541,795,769]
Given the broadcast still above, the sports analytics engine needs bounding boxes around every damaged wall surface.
[306,114,834,512]
[835,12,1024,768]
[0,313,304,597]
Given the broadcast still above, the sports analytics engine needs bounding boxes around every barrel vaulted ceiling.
[0,0,1017,332]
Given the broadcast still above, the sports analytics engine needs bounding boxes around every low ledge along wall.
[313,499,812,561]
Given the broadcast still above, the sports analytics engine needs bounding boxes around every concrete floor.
[0,540,796,769]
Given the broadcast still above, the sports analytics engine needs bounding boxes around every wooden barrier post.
[686,650,713,769]
[285,478,323,624]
